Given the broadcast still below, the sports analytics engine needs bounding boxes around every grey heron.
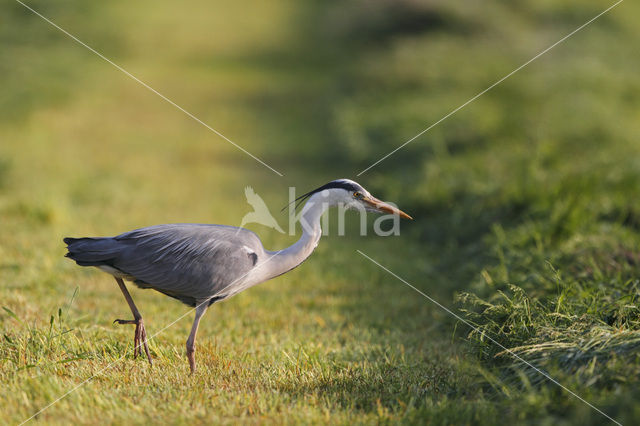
[64,179,412,373]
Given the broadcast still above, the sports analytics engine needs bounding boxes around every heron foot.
[113,317,153,366]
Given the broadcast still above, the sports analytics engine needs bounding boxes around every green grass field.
[2,0,640,424]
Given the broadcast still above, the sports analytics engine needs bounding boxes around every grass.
[2,0,640,424]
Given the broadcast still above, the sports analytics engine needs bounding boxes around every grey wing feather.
[65,224,263,306]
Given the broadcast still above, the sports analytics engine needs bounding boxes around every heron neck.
[266,196,327,279]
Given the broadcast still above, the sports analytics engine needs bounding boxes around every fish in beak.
[363,196,413,220]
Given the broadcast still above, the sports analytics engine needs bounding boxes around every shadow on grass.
[275,349,461,414]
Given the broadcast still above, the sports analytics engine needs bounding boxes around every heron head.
[292,179,413,219]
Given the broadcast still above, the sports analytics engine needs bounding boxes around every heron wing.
[111,224,262,305]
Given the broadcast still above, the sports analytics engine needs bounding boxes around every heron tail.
[63,237,122,267]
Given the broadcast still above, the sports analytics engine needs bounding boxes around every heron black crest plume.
[281,179,363,213]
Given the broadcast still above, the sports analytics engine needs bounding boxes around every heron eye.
[353,192,363,199]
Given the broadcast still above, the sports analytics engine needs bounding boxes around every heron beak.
[364,197,413,220]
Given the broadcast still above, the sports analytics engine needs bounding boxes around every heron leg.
[186,301,209,374]
[113,277,153,365]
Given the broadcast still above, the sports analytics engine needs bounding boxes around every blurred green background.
[2,0,640,424]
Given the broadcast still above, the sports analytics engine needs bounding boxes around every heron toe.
[114,317,153,365]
